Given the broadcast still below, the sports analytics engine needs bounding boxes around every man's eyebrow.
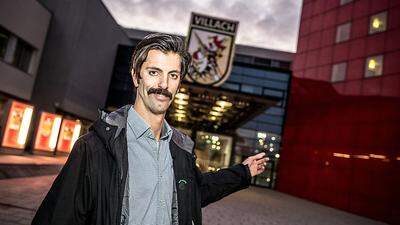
[145,66,162,72]
[146,67,180,74]
[168,70,181,74]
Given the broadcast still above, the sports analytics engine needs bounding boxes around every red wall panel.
[337,3,353,24]
[324,0,339,11]
[310,15,323,33]
[366,33,386,55]
[297,36,308,53]
[292,53,306,71]
[318,46,333,65]
[388,6,400,29]
[369,0,390,14]
[385,29,400,51]
[361,77,382,95]
[312,0,325,16]
[308,31,322,50]
[382,74,400,96]
[351,18,369,39]
[323,10,337,29]
[353,0,369,19]
[349,39,366,59]
[344,80,362,95]
[384,50,400,75]
[333,42,349,62]
[321,28,335,47]
[347,59,364,80]
[306,50,319,68]
[301,2,313,20]
[279,1,400,223]
[317,65,331,81]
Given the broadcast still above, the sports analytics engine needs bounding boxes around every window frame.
[364,55,384,78]
[331,62,347,83]
[336,22,351,43]
[369,11,388,35]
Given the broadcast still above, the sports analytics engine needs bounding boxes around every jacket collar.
[90,105,194,159]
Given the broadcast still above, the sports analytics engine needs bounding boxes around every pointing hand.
[242,152,268,177]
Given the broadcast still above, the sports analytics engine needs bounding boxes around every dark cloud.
[102,0,302,52]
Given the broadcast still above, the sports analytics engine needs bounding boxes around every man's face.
[132,49,181,115]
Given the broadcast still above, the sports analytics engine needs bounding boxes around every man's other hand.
[242,152,268,177]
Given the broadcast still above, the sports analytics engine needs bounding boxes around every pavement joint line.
[0,202,36,212]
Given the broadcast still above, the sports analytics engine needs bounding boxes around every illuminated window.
[331,62,347,82]
[369,12,387,34]
[340,0,352,5]
[336,23,351,43]
[365,55,383,77]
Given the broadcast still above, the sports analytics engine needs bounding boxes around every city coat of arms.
[186,13,239,86]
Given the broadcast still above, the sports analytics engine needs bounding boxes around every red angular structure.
[278,0,400,224]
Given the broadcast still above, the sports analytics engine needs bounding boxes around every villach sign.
[186,12,239,87]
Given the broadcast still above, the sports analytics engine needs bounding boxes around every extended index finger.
[252,152,266,160]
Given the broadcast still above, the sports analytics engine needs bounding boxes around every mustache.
[147,88,172,99]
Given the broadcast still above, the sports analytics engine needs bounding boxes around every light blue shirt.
[126,106,174,225]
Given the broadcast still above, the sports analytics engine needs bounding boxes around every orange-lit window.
[336,23,351,43]
[365,55,383,77]
[369,12,387,34]
[1,101,34,149]
[56,119,81,153]
[331,62,347,82]
[33,112,62,152]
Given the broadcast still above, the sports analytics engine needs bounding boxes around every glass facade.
[223,57,291,188]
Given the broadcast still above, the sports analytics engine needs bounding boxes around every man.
[32,33,268,225]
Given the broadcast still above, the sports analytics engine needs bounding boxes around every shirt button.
[106,127,110,131]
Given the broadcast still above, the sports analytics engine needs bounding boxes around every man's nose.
[158,74,169,89]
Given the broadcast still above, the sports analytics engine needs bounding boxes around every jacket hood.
[90,105,195,158]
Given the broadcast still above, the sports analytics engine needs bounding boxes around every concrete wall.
[32,0,132,120]
[0,0,51,100]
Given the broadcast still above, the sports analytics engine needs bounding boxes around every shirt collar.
[161,119,173,141]
[127,105,173,141]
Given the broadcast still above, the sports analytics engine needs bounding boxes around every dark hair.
[130,33,191,80]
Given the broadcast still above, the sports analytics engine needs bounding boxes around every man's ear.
[131,69,139,87]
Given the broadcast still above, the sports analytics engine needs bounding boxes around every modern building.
[32,0,132,121]
[106,28,293,188]
[0,0,294,189]
[0,0,51,108]
[0,0,131,154]
[278,0,400,223]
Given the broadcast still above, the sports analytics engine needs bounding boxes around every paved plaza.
[0,175,386,225]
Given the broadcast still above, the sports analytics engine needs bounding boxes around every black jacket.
[32,105,251,225]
